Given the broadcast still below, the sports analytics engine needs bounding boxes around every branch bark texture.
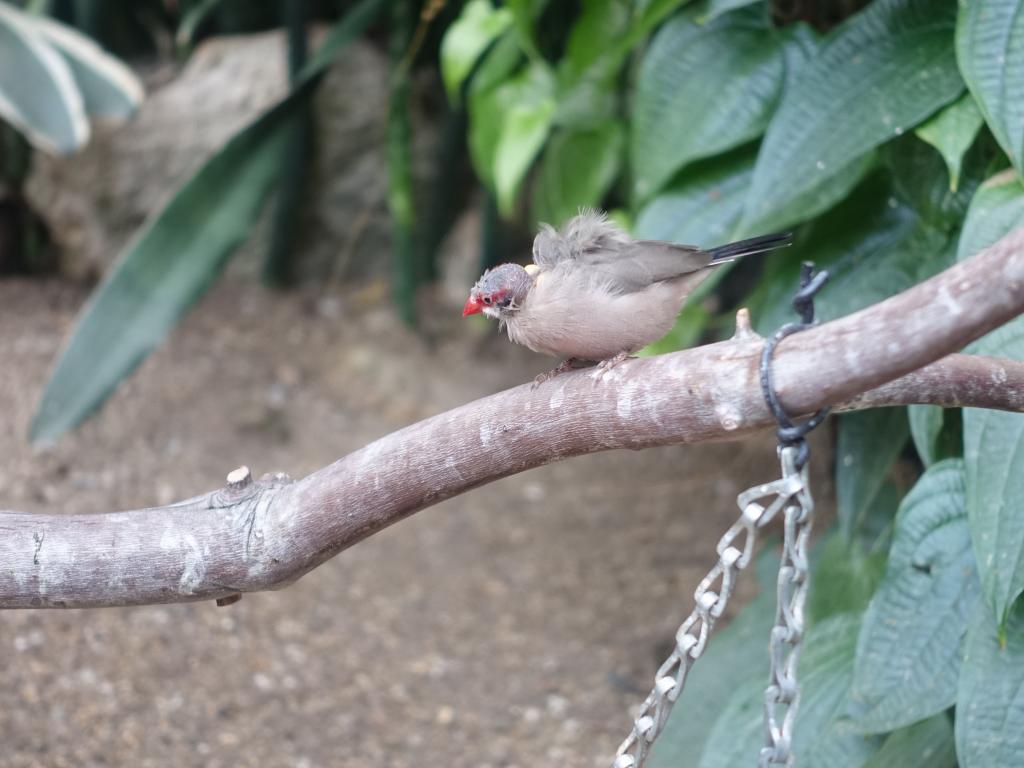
[3,229,1023,608]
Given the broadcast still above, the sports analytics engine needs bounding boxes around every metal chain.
[611,446,810,768]
[612,261,828,768]
[759,448,813,767]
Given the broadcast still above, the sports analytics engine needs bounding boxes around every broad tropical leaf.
[836,408,909,540]
[955,598,1024,766]
[439,0,513,104]
[849,460,980,733]
[915,92,985,191]
[29,0,387,442]
[697,613,869,766]
[533,121,623,227]
[958,171,1024,624]
[631,7,785,201]
[956,0,1024,175]
[0,1,86,153]
[863,715,957,768]
[741,0,963,233]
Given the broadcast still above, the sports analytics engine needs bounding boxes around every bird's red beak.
[462,296,483,317]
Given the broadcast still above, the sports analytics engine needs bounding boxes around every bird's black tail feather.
[708,232,793,264]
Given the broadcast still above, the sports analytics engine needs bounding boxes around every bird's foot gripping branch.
[1,229,1024,609]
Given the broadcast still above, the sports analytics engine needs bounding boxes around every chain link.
[612,446,811,768]
[759,447,813,767]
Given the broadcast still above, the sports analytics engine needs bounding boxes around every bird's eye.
[483,296,493,305]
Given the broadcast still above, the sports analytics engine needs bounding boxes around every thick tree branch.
[2,229,1023,609]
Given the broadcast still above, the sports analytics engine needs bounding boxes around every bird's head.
[463,263,534,319]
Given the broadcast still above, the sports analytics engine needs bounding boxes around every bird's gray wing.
[576,240,712,293]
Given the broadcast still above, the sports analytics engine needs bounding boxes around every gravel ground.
[0,277,831,767]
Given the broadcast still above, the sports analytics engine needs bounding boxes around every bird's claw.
[592,351,634,383]
[531,359,578,390]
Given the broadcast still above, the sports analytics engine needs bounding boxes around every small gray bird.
[463,210,791,382]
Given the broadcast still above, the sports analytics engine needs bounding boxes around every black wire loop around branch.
[759,262,831,470]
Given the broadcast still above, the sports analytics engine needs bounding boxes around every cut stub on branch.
[1,228,1023,609]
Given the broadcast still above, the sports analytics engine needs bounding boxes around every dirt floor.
[0,276,831,768]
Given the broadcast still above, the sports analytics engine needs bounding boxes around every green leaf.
[532,121,623,228]
[631,7,785,201]
[746,173,952,336]
[909,405,962,467]
[863,715,957,768]
[634,142,757,245]
[957,170,1024,259]
[957,171,1024,625]
[175,0,226,48]
[550,0,630,129]
[27,13,143,121]
[633,144,758,354]
[0,1,87,153]
[648,550,778,768]
[808,530,888,625]
[741,0,963,233]
[638,302,712,357]
[494,88,555,216]
[956,0,1024,175]
[439,0,514,105]
[29,0,387,443]
[696,613,869,767]
[505,0,548,61]
[836,408,910,540]
[800,721,882,767]
[561,0,632,80]
[887,130,998,233]
[468,58,554,209]
[956,598,1024,766]
[849,460,981,733]
[695,0,762,24]
[915,92,985,191]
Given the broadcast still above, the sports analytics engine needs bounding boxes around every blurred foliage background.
[2,0,1024,764]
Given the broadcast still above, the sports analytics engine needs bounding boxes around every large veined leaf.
[634,142,757,245]
[439,0,513,105]
[909,404,962,467]
[836,408,910,540]
[697,613,869,767]
[741,0,963,233]
[561,0,631,81]
[955,598,1024,766]
[631,7,785,201]
[696,0,762,24]
[25,12,143,121]
[29,0,387,443]
[0,1,86,153]
[864,715,957,768]
[468,59,555,213]
[958,171,1024,625]
[887,130,997,233]
[849,460,981,733]
[915,92,985,192]
[532,121,623,227]
[633,144,757,355]
[493,89,555,216]
[808,530,888,625]
[550,0,630,129]
[956,0,1024,175]
[746,173,950,335]
[648,551,777,768]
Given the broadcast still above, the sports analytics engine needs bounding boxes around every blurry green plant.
[10,0,1024,760]
[437,0,1024,765]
